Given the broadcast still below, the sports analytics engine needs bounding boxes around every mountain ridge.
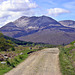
[0,15,75,45]
[59,20,75,28]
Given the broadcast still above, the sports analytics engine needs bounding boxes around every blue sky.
[34,0,75,20]
[0,0,75,27]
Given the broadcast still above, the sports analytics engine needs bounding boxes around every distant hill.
[59,20,75,28]
[17,30,75,45]
[1,16,75,45]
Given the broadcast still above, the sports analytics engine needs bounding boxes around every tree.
[0,33,13,51]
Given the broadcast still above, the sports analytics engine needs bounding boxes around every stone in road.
[5,48,61,75]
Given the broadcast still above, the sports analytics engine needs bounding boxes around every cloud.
[47,8,70,16]
[0,0,37,11]
[0,0,37,27]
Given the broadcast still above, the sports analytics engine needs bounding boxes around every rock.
[0,58,4,61]
[29,47,32,50]
[74,43,75,46]
[20,52,23,55]
[1,62,6,64]
[4,56,8,59]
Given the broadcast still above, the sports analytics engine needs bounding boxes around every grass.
[59,46,75,75]
[0,66,12,75]
[0,53,28,75]
[0,45,44,75]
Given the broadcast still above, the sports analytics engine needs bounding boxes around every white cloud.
[0,0,37,11]
[47,8,70,16]
[0,0,37,27]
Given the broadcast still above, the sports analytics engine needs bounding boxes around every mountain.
[0,16,62,37]
[1,16,75,45]
[59,20,75,28]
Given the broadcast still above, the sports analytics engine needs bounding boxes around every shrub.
[6,60,11,66]
[11,47,15,51]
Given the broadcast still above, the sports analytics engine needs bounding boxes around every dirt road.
[5,48,61,75]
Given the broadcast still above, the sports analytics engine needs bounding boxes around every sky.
[0,0,75,27]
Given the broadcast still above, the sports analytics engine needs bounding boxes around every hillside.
[4,35,34,45]
[1,16,75,45]
[59,41,75,75]
[17,30,75,45]
[0,32,33,45]
[59,20,75,28]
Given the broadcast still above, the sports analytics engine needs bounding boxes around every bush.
[10,62,15,68]
[19,55,24,60]
[6,60,11,66]
[11,47,15,51]
[14,58,20,63]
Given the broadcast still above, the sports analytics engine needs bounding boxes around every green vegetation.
[11,47,15,51]
[0,33,14,51]
[0,45,43,75]
[59,43,75,75]
[70,41,75,45]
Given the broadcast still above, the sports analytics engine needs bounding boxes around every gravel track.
[5,48,61,75]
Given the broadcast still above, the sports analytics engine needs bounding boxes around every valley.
[0,16,75,75]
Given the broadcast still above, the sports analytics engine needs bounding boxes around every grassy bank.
[59,45,75,75]
[0,46,44,75]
